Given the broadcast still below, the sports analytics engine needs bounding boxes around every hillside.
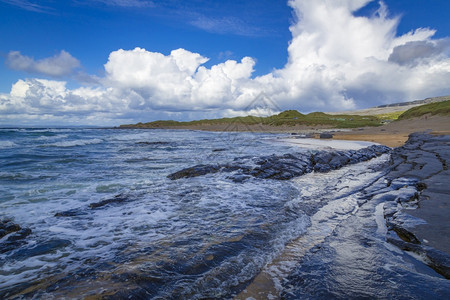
[327,95,450,117]
[119,110,382,129]
[397,100,450,120]
[119,96,450,130]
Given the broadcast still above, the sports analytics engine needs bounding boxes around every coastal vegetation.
[120,99,450,130]
[120,110,382,129]
[397,100,450,120]
[373,111,405,121]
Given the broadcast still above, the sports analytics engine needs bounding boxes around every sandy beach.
[330,115,450,147]
[145,115,449,148]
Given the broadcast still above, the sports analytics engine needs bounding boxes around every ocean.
[0,128,448,299]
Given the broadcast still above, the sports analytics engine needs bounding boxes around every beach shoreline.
[238,131,449,298]
[330,115,450,147]
[384,132,450,276]
[119,115,449,148]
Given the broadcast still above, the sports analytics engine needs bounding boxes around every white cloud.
[0,0,52,13]
[189,15,265,37]
[103,47,255,110]
[265,0,450,109]
[6,50,81,77]
[1,0,450,126]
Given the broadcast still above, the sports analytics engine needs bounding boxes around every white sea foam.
[245,154,391,298]
[278,137,376,150]
[110,132,154,141]
[0,129,391,298]
[28,128,74,133]
[46,138,103,147]
[36,134,69,141]
[0,141,17,149]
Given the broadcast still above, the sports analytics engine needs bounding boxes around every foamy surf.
[1,128,448,299]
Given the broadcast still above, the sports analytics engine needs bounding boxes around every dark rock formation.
[11,239,71,260]
[0,219,32,254]
[55,209,88,217]
[136,141,171,146]
[387,233,450,279]
[54,194,136,218]
[0,220,21,238]
[168,144,391,182]
[384,133,450,278]
[319,133,333,139]
[88,193,131,209]
[7,228,32,242]
[168,164,222,180]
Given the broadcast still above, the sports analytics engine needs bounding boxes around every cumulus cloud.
[1,0,450,126]
[268,0,450,109]
[6,50,81,77]
[0,78,130,126]
[102,47,256,111]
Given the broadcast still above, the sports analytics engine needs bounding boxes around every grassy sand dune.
[333,101,450,147]
[119,97,450,147]
[120,110,382,129]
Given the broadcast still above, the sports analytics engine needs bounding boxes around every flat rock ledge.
[384,132,450,279]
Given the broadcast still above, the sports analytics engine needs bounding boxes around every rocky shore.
[168,132,450,285]
[1,131,448,298]
[168,144,391,182]
[384,132,450,278]
[272,133,450,299]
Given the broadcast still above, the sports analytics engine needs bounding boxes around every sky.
[0,0,449,126]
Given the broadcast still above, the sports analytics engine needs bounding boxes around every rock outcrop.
[168,145,391,182]
[384,133,450,278]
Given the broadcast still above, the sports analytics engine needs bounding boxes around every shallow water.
[0,129,307,298]
[0,128,448,299]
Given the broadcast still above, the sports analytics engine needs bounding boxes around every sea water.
[0,128,448,299]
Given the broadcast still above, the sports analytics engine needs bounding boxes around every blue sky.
[0,0,449,126]
[0,0,292,90]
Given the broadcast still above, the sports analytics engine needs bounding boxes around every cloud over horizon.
[1,0,450,126]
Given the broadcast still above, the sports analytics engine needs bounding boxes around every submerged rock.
[7,228,32,242]
[167,164,222,180]
[0,220,21,238]
[136,141,171,146]
[89,193,131,209]
[0,219,32,254]
[11,239,71,260]
[54,209,88,217]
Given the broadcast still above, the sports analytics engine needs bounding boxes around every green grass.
[120,109,383,129]
[397,100,450,120]
[374,111,405,121]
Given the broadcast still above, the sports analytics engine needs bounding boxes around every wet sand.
[330,115,450,147]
